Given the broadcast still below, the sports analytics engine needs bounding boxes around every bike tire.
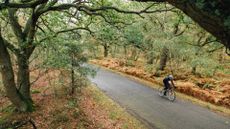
[166,90,176,101]
[158,87,165,97]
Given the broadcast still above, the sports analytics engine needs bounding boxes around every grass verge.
[80,85,147,129]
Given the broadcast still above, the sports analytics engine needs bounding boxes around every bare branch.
[0,0,49,10]
[33,2,175,18]
[56,27,92,35]
[36,24,46,34]
[30,69,48,86]
[79,4,175,16]
[38,27,92,44]
[174,25,188,36]
[208,46,224,53]
[40,17,55,33]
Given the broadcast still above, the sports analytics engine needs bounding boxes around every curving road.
[89,67,230,129]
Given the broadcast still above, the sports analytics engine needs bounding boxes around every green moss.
[224,16,230,29]
[0,117,6,125]
[67,99,77,108]
[1,105,15,113]
[193,0,230,18]
[214,10,221,16]
[109,111,118,120]
[31,89,40,94]
[195,0,205,9]
[24,99,35,112]
[72,110,80,119]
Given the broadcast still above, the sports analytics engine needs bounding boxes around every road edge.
[91,63,230,117]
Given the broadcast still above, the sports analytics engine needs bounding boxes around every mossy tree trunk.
[0,35,32,112]
[17,55,32,103]
[103,43,109,57]
[70,53,75,95]
[158,46,169,71]
[0,8,39,112]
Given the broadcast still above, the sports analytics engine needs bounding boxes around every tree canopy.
[133,0,230,52]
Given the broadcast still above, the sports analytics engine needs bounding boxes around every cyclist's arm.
[171,80,175,87]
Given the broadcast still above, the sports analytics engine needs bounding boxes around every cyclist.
[163,75,175,96]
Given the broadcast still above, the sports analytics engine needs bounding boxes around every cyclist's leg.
[163,81,167,90]
[163,82,169,95]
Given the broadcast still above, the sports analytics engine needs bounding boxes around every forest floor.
[90,58,230,111]
[0,70,146,129]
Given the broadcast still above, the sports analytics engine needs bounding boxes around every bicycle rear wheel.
[158,87,165,97]
[166,90,176,101]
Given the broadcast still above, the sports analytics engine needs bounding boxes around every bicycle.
[158,85,176,101]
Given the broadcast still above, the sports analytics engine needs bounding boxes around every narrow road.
[89,67,230,129]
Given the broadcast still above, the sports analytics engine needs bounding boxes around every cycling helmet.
[168,74,174,80]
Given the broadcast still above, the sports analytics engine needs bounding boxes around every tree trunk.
[124,46,127,58]
[103,44,109,57]
[218,48,225,63]
[70,54,75,95]
[17,55,32,103]
[147,56,154,64]
[111,45,117,58]
[147,51,154,64]
[0,36,31,112]
[158,46,169,71]
[130,47,137,60]
[192,65,197,75]
[134,49,141,61]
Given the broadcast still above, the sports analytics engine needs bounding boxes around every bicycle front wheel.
[167,90,176,101]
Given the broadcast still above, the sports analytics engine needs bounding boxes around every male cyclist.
[163,75,175,95]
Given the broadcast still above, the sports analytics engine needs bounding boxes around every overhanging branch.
[37,27,92,44]
[0,0,49,10]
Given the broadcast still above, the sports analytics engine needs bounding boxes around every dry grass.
[80,85,147,129]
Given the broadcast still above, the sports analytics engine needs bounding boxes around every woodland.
[0,0,229,128]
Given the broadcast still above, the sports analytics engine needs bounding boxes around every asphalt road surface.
[89,67,230,129]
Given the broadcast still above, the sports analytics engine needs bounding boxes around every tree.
[94,26,118,57]
[0,0,151,112]
[123,24,144,60]
[133,0,230,52]
[0,30,29,111]
[158,46,169,70]
[40,33,93,95]
[0,0,117,112]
